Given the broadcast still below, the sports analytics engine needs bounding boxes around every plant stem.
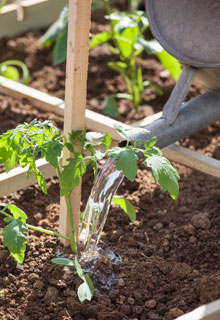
[56,166,78,254]
[65,195,78,254]
[0,209,70,241]
[26,224,70,241]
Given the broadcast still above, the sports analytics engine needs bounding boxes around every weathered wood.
[175,298,220,320]
[1,77,220,182]
[59,0,91,243]
[0,0,68,38]
[162,144,220,179]
[0,158,56,197]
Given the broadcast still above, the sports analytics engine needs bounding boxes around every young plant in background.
[40,1,181,116]
[0,119,179,301]
[90,0,181,116]
[0,60,30,84]
[39,1,105,66]
[0,0,8,10]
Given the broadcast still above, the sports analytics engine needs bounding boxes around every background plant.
[0,60,30,84]
[40,1,181,116]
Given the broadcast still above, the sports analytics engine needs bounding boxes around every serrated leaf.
[144,137,157,151]
[110,148,138,181]
[103,95,118,118]
[60,158,86,196]
[34,168,47,194]
[101,132,111,148]
[52,257,75,267]
[113,196,136,223]
[2,220,28,264]
[41,140,62,168]
[8,205,27,223]
[86,132,105,142]
[144,155,180,200]
[114,123,149,141]
[89,31,112,49]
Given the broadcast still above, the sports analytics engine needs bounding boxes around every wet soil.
[0,16,220,320]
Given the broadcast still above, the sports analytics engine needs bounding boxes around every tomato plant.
[0,119,179,301]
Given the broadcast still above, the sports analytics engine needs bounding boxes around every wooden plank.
[59,0,91,242]
[162,144,220,179]
[0,76,158,140]
[1,76,220,180]
[0,0,68,39]
[0,158,56,197]
[175,298,220,320]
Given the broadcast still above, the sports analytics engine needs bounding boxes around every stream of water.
[78,158,124,251]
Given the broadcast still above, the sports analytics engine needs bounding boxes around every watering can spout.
[132,91,220,150]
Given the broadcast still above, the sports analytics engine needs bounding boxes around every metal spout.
[132,91,220,149]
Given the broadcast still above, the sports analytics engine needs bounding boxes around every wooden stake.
[59,0,91,245]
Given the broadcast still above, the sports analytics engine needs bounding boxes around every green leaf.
[137,36,163,54]
[52,257,94,302]
[89,31,112,49]
[103,95,118,118]
[144,137,157,151]
[40,5,69,47]
[60,157,86,196]
[107,61,127,74]
[73,257,94,302]
[101,132,111,148]
[114,26,139,58]
[144,154,180,200]
[0,60,30,84]
[34,168,47,194]
[86,132,105,142]
[41,140,63,168]
[109,147,138,181]
[157,50,181,82]
[77,274,94,302]
[114,123,149,141]
[7,205,27,223]
[1,66,19,81]
[113,196,136,223]
[53,24,68,65]
[52,257,75,267]
[2,220,28,264]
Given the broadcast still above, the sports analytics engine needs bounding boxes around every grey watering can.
[133,0,220,149]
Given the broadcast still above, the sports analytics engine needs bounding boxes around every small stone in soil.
[145,299,157,309]
[118,278,125,287]
[191,212,211,230]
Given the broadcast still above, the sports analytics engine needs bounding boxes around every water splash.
[79,158,124,251]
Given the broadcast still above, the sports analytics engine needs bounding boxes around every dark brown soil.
[0,15,220,320]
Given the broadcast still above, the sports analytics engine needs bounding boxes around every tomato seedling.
[0,119,179,301]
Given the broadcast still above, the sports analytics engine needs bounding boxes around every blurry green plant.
[0,0,8,10]
[40,0,181,116]
[40,1,104,66]
[0,60,30,84]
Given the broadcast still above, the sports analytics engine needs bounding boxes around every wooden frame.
[0,0,68,39]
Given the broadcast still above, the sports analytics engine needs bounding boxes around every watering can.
[133,0,220,149]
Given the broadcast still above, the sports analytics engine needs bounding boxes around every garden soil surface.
[1,13,220,320]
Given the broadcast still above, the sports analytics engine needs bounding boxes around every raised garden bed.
[1,2,220,320]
